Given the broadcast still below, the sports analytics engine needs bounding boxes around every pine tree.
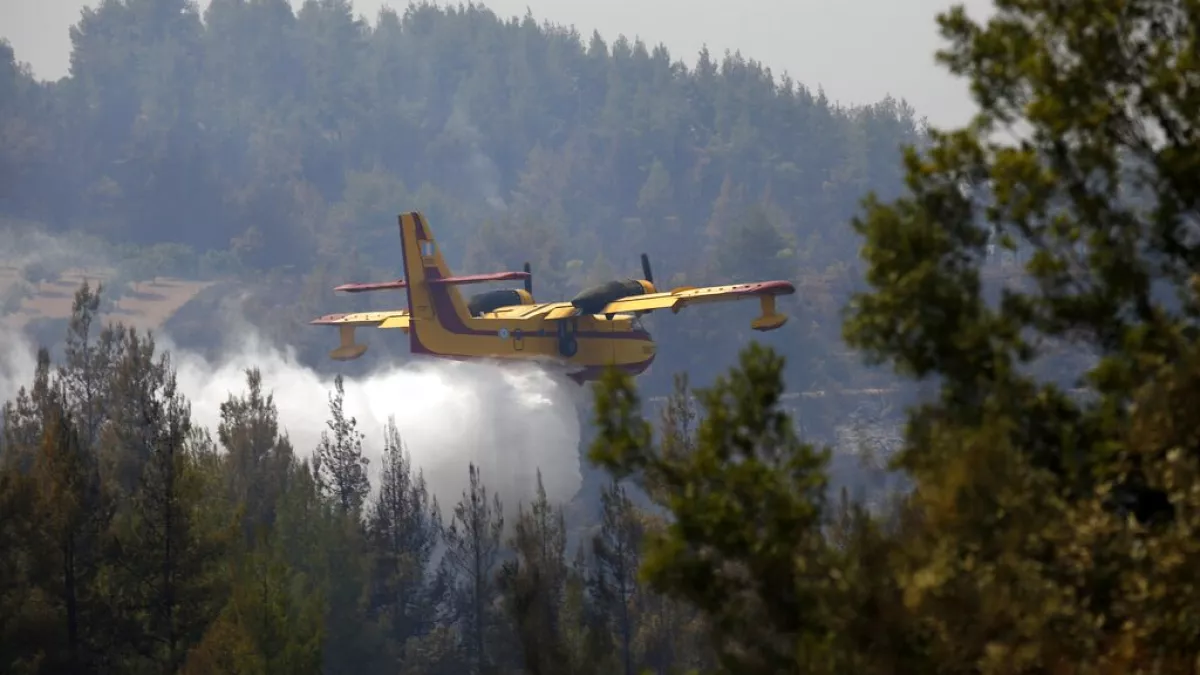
[590,345,838,673]
[712,204,793,282]
[314,374,369,514]
[558,545,612,675]
[104,330,228,671]
[218,367,295,542]
[366,416,444,656]
[499,471,569,675]
[589,478,642,675]
[180,542,324,675]
[441,463,504,674]
[28,388,114,671]
[632,513,718,674]
[651,373,697,505]
[0,286,121,671]
[0,452,37,673]
[1,348,54,474]
[58,281,119,452]
[272,457,326,583]
[0,351,109,673]
[838,0,1200,667]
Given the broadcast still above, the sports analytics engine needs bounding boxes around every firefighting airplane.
[310,212,795,384]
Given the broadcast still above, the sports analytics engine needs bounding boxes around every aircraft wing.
[598,280,796,331]
[309,310,412,331]
[310,310,411,361]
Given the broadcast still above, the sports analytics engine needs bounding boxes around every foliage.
[0,282,715,674]
[17,0,1200,672]
[834,0,1200,667]
[574,0,1200,673]
[591,346,884,674]
[314,374,371,514]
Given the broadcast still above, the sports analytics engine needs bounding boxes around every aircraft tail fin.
[396,212,472,353]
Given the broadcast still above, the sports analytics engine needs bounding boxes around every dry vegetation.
[0,264,213,332]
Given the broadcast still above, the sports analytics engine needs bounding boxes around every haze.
[4,0,993,129]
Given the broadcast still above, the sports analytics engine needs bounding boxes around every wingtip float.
[310,211,795,383]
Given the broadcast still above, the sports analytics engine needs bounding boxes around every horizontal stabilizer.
[334,279,408,293]
[427,271,531,285]
[334,271,530,293]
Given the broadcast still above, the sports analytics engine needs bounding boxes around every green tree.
[712,204,794,282]
[590,345,847,673]
[314,374,369,514]
[1,347,54,473]
[27,391,113,672]
[316,508,379,675]
[365,417,444,659]
[218,367,295,542]
[837,0,1200,670]
[636,159,674,219]
[0,289,119,673]
[0,451,39,674]
[396,624,464,675]
[559,546,613,675]
[102,330,229,671]
[499,471,570,675]
[57,282,119,452]
[0,350,115,673]
[588,479,643,675]
[181,543,324,675]
[440,463,504,674]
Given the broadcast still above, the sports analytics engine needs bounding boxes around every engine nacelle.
[468,288,534,316]
[570,279,656,315]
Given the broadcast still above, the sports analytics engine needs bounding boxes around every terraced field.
[0,264,214,332]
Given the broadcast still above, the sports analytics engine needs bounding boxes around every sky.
[1,0,995,129]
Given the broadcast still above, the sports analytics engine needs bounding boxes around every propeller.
[636,253,657,317]
[523,261,533,295]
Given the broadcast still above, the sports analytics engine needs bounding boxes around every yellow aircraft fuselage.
[410,305,658,381]
[316,213,657,382]
[400,212,658,382]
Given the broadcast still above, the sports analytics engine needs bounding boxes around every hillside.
[0,265,213,331]
[0,0,926,396]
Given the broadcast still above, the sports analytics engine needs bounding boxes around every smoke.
[0,221,587,516]
[0,324,37,413]
[445,100,507,211]
[0,322,587,516]
[168,331,586,512]
[0,225,117,272]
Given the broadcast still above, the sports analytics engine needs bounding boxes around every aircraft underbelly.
[575,336,612,365]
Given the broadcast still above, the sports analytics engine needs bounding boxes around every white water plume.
[0,324,586,514]
[0,325,37,413]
